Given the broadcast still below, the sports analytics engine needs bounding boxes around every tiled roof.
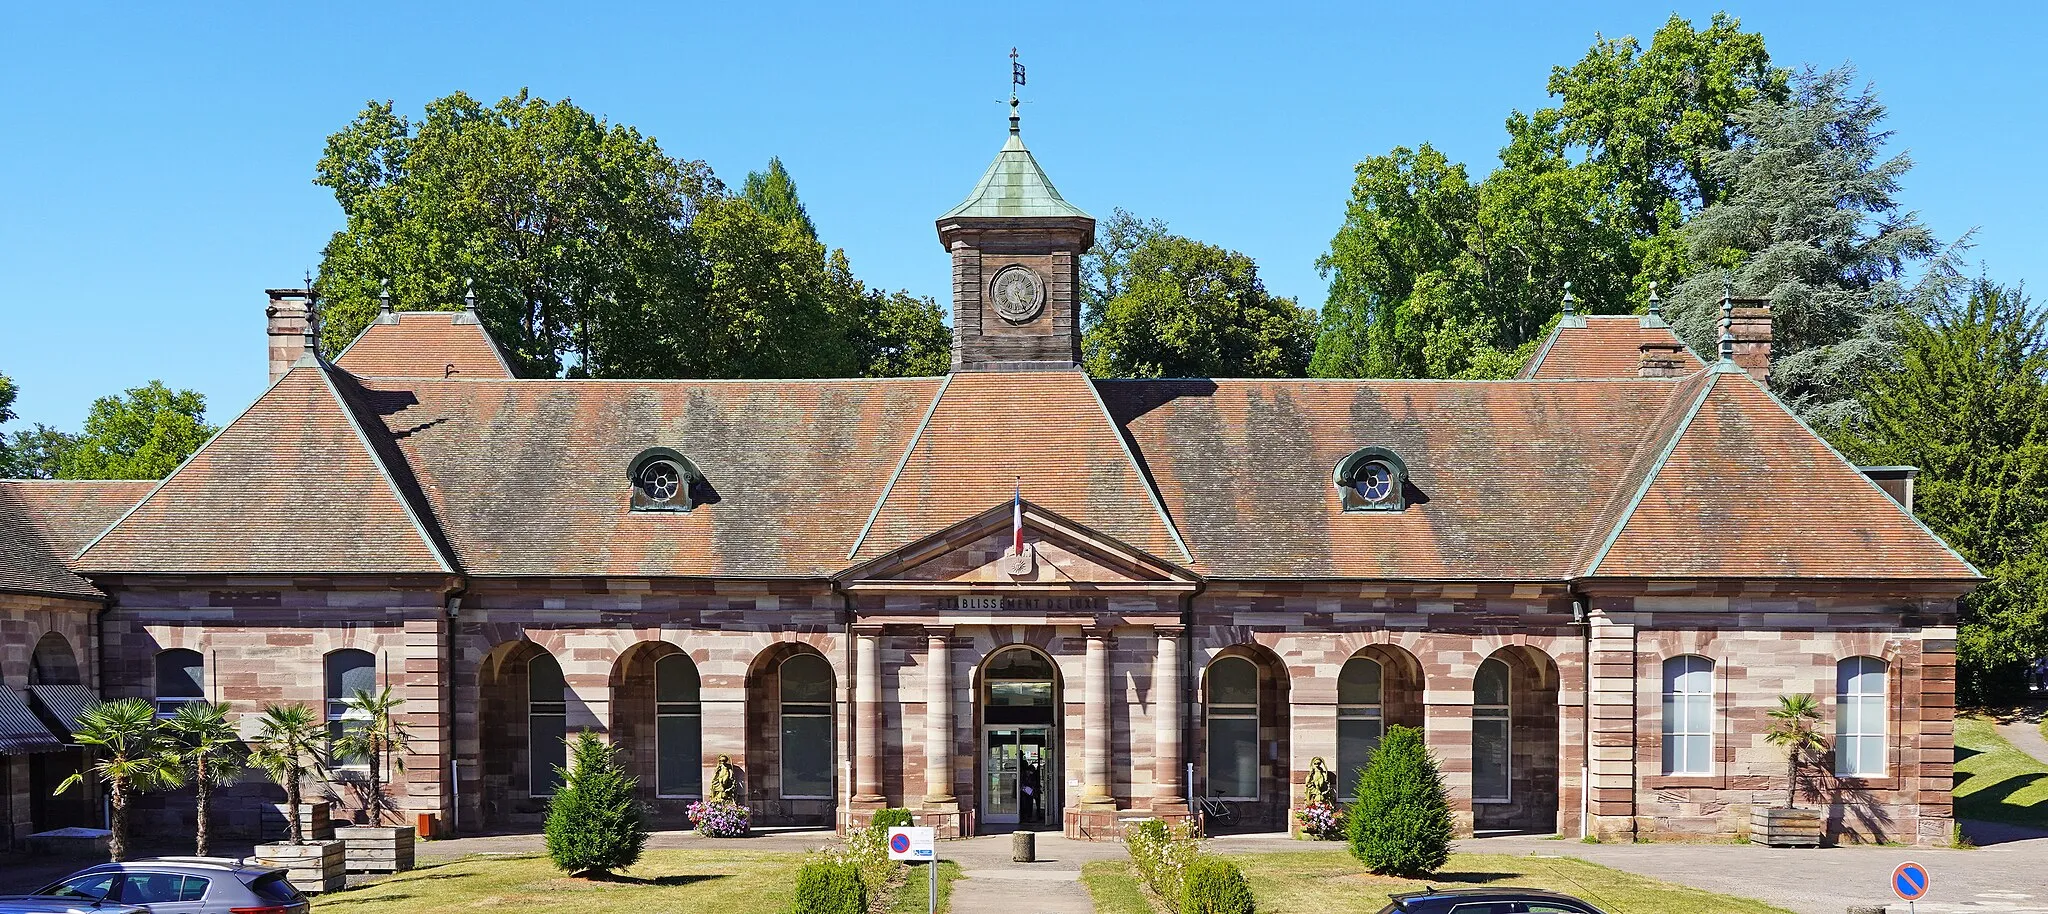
[335,311,515,379]
[76,364,454,575]
[0,480,150,599]
[1521,316,1704,379]
[852,370,1186,563]
[1100,378,1680,579]
[1588,371,1978,580]
[939,129,1092,221]
[352,376,945,577]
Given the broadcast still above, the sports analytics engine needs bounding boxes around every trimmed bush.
[869,807,915,831]
[1346,725,1453,877]
[544,731,648,877]
[791,860,867,914]
[1180,856,1255,914]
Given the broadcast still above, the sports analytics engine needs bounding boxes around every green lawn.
[319,850,959,914]
[1086,850,1794,914]
[1955,715,2048,828]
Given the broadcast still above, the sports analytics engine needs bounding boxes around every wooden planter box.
[254,839,347,894]
[334,825,416,873]
[1749,807,1822,847]
[272,800,335,841]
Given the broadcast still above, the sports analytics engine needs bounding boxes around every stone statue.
[1304,756,1336,807]
[707,754,740,805]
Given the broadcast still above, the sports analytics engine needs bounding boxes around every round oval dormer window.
[1353,461,1396,504]
[637,459,684,504]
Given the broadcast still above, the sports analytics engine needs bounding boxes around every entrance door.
[983,726,1056,826]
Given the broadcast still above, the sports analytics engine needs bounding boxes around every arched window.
[1336,657,1384,800]
[528,653,567,796]
[154,649,205,717]
[1837,657,1888,776]
[1206,657,1260,800]
[1472,658,1511,803]
[656,654,703,798]
[1661,656,1713,775]
[779,653,834,800]
[325,649,377,768]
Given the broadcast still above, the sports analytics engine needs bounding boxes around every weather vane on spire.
[1008,47,1026,134]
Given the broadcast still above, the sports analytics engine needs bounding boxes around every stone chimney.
[1637,340,1687,378]
[265,288,315,383]
[1726,297,1773,384]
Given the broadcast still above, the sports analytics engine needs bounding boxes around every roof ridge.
[316,363,460,575]
[1085,376,1193,564]
[1577,369,1720,576]
[846,373,953,561]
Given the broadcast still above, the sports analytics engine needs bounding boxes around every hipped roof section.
[0,480,152,599]
[335,310,516,379]
[1521,316,1705,379]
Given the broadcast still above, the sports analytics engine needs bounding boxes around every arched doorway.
[1200,645,1291,832]
[477,641,564,829]
[611,642,703,826]
[1335,645,1425,802]
[743,642,837,828]
[1471,646,1561,833]
[28,632,91,832]
[977,646,1061,830]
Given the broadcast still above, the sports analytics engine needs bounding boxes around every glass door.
[984,728,1022,824]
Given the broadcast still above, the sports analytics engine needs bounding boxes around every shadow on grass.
[1429,872,1520,884]
[584,872,732,887]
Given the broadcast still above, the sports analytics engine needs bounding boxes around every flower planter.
[254,839,347,893]
[334,824,416,873]
[1749,807,1822,847]
[272,800,335,841]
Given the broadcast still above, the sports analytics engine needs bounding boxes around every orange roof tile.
[335,311,515,379]
[76,365,454,574]
[0,480,151,599]
[1522,316,1705,379]
[1589,371,1978,580]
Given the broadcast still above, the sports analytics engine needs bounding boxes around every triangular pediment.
[837,499,1197,591]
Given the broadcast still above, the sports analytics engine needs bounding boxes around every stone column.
[1081,627,1116,808]
[923,628,956,806]
[853,627,885,804]
[402,613,454,829]
[1152,626,1187,812]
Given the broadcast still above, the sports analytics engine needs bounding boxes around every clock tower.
[936,98,1095,371]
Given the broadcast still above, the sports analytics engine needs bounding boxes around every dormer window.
[1335,447,1408,512]
[628,447,701,512]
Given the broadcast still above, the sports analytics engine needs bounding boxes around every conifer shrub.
[543,731,648,877]
[791,859,867,914]
[1346,724,1453,876]
[1179,856,1255,914]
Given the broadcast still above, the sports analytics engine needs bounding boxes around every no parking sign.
[887,826,935,861]
[1892,861,1930,902]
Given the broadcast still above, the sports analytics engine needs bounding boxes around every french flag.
[1012,478,1024,556]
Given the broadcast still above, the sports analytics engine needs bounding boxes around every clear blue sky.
[3,2,2042,430]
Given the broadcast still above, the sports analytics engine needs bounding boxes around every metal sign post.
[887,826,938,914]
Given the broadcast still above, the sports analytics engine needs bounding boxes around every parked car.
[0,898,151,914]
[1376,887,1608,914]
[33,858,309,914]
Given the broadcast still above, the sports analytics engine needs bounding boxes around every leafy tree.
[1084,222,1316,378]
[165,701,247,857]
[53,381,213,480]
[4,423,78,479]
[250,703,328,844]
[1833,281,2048,702]
[1081,207,1170,332]
[55,698,184,861]
[1762,694,1827,807]
[330,685,412,825]
[1666,66,1948,427]
[685,195,857,378]
[315,90,715,378]
[1346,725,1451,877]
[0,371,14,425]
[544,730,647,878]
[741,157,817,242]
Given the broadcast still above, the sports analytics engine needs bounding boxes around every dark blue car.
[1375,887,1606,914]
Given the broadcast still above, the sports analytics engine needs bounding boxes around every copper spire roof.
[939,103,1092,221]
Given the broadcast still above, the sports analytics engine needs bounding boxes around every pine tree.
[1346,725,1452,877]
[544,730,647,878]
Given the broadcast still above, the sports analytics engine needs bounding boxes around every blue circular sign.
[889,832,912,854]
[1892,861,1929,901]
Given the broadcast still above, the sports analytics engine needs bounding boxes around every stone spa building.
[0,109,1976,849]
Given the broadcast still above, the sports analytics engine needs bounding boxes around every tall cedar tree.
[1833,281,2048,701]
[1313,14,1783,379]
[1082,214,1316,378]
[544,730,647,877]
[1346,725,1452,877]
[1667,66,1950,427]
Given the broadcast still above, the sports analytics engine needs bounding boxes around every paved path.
[942,832,1125,914]
[1994,704,2048,765]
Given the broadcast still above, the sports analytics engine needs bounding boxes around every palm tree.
[54,698,184,861]
[250,703,327,843]
[329,686,410,825]
[1763,694,1829,808]
[165,701,247,856]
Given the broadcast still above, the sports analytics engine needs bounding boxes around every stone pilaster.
[1587,613,1639,840]
[923,627,956,806]
[853,627,885,804]
[1151,625,1187,811]
[401,613,453,831]
[1080,626,1115,808]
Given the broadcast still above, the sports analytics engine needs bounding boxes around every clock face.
[991,265,1046,324]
